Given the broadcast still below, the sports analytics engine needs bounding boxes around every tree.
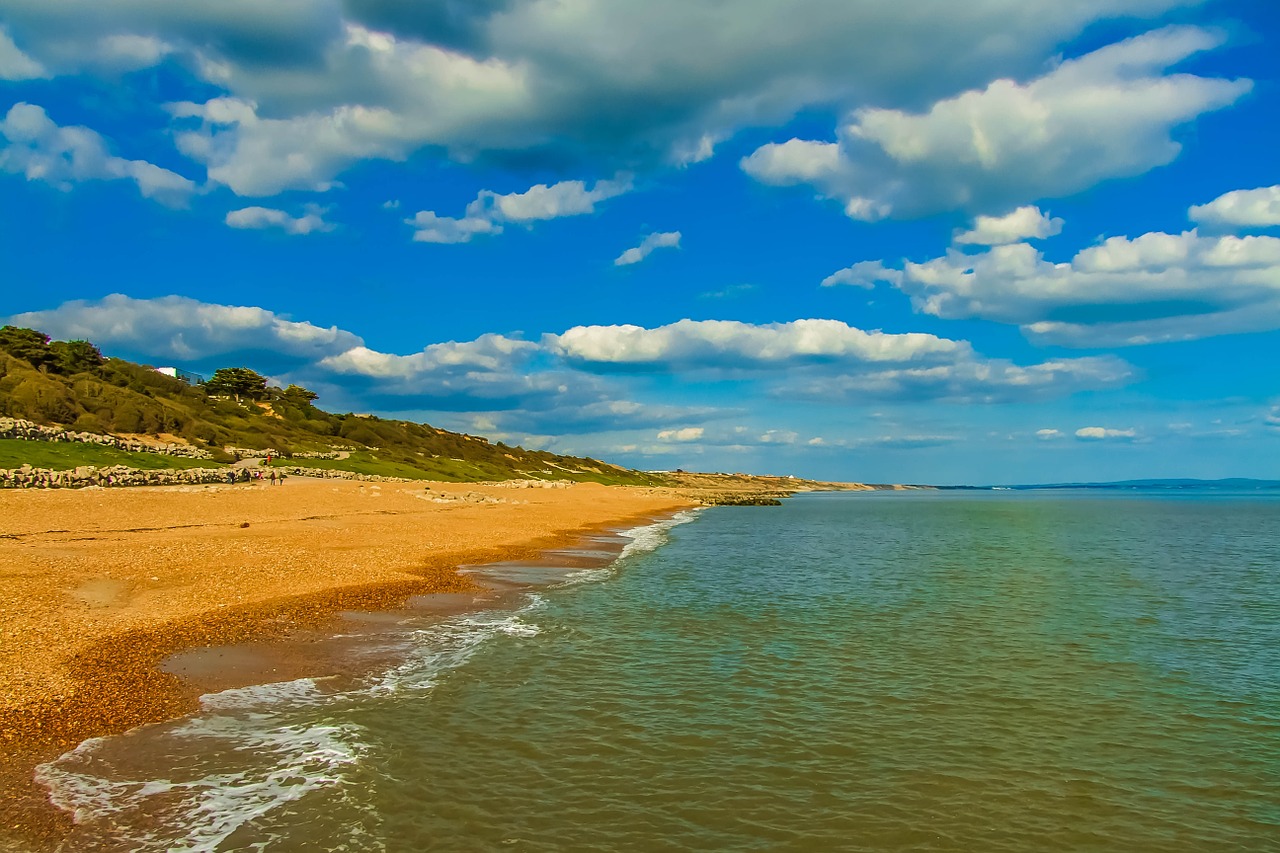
[282,383,319,403]
[0,326,52,370]
[205,367,268,402]
[49,339,105,374]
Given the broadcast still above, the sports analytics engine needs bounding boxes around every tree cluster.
[0,326,105,375]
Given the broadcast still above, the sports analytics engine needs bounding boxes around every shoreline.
[0,478,697,848]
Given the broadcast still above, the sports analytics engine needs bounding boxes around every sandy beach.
[0,477,696,844]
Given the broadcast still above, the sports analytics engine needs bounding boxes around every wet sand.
[0,478,696,846]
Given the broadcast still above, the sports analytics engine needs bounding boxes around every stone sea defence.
[0,464,228,489]
[0,417,212,460]
[274,465,413,483]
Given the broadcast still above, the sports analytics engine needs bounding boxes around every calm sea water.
[38,491,1280,851]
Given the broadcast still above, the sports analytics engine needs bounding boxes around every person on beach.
[269,469,277,486]
[226,470,236,485]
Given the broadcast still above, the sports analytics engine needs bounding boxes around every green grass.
[269,452,666,485]
[0,439,226,471]
[271,453,435,480]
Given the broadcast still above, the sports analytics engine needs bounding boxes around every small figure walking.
[269,469,278,486]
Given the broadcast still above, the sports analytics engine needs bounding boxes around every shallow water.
[38,492,1280,851]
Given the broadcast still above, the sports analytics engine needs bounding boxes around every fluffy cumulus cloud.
[0,0,1202,194]
[1190,186,1280,229]
[615,231,681,266]
[1036,428,1065,440]
[955,206,1063,245]
[1075,426,1138,440]
[741,27,1249,219]
[6,294,361,362]
[407,176,630,243]
[548,318,971,370]
[0,103,195,205]
[225,205,334,235]
[821,260,902,289]
[548,318,1134,403]
[893,230,1280,346]
[312,335,580,409]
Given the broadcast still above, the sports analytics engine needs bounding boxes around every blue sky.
[1,1,1277,485]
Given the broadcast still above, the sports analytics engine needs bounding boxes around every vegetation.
[0,326,666,485]
[0,439,223,472]
[204,367,268,401]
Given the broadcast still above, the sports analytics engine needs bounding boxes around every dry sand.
[0,477,695,844]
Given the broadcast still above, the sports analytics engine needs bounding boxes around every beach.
[0,477,696,845]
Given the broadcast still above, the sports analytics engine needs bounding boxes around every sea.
[33,490,1280,851]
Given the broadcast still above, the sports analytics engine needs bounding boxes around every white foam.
[36,716,372,852]
[619,509,701,561]
[547,509,702,592]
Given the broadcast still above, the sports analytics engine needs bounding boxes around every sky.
[1,1,1278,485]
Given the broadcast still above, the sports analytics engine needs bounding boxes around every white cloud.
[1075,426,1138,440]
[742,27,1249,219]
[166,28,534,196]
[821,260,902,289]
[405,210,502,244]
[1036,428,1065,440]
[7,294,361,362]
[549,318,1134,403]
[317,335,539,379]
[1190,186,1280,229]
[955,206,1063,245]
[615,231,681,266]
[225,205,334,235]
[784,356,1134,404]
[548,318,970,369]
[407,176,630,243]
[894,230,1280,346]
[0,103,196,205]
[479,176,632,222]
[657,427,704,442]
[1,1,1201,194]
[0,26,44,79]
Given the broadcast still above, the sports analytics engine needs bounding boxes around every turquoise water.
[39,491,1280,851]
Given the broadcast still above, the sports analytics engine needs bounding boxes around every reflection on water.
[38,495,1280,851]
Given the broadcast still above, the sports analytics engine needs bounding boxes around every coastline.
[0,478,697,847]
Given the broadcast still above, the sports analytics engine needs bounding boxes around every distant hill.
[1015,478,1280,490]
[941,479,1280,491]
[0,325,661,485]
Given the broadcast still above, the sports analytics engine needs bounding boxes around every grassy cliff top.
[0,327,661,485]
